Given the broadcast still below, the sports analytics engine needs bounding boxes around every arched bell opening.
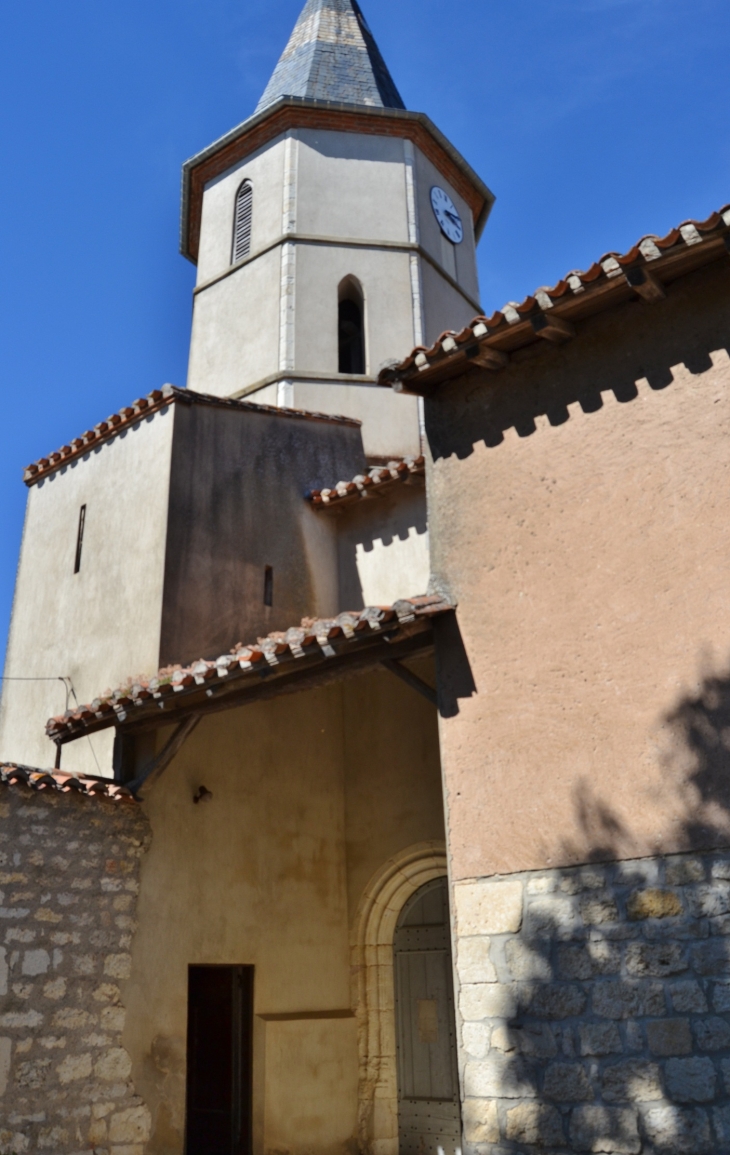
[338,276,366,375]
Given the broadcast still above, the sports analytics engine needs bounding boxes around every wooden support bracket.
[381,659,437,707]
[465,344,509,371]
[530,312,576,343]
[127,713,202,798]
[625,266,666,303]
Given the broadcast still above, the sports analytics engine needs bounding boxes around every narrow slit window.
[74,505,86,574]
[232,181,253,264]
[263,566,273,607]
[338,277,365,375]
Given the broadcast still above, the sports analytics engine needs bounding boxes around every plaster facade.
[187,127,482,458]
[426,257,730,882]
[157,401,364,666]
[121,664,444,1155]
[0,398,371,777]
[0,407,175,779]
[422,254,730,1153]
[334,481,429,610]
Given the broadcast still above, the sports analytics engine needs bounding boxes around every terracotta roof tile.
[23,386,361,487]
[379,204,730,393]
[0,764,136,803]
[308,455,425,507]
[47,594,451,743]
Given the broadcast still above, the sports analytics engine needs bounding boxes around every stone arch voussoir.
[351,841,448,1155]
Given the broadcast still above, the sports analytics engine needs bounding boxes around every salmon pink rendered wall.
[1,0,729,678]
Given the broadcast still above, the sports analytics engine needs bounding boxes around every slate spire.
[256,0,405,115]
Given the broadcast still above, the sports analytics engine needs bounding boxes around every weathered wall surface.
[123,666,443,1155]
[0,783,150,1154]
[453,850,730,1155]
[274,381,422,462]
[427,258,730,880]
[421,258,482,349]
[342,657,444,917]
[0,407,174,778]
[159,402,364,666]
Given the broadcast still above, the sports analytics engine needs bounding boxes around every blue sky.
[1,0,729,671]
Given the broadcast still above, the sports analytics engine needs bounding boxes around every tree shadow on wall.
[461,661,730,1155]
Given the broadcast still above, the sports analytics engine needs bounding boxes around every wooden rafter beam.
[625,266,666,303]
[126,714,202,799]
[530,312,576,343]
[381,659,437,706]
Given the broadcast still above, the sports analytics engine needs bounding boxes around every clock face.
[430,186,464,245]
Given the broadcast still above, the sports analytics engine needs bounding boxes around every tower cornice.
[180,97,495,264]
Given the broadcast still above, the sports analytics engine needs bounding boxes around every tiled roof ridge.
[0,763,135,803]
[379,203,730,388]
[308,454,425,507]
[23,386,361,487]
[47,594,451,742]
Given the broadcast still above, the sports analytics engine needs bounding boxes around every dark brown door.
[185,966,253,1155]
[394,878,461,1155]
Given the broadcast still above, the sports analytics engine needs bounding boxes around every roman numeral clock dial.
[430,186,464,245]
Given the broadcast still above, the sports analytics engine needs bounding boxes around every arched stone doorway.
[394,877,460,1154]
[351,842,453,1155]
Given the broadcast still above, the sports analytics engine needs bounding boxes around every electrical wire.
[0,675,102,775]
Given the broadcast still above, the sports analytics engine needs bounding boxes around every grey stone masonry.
[0,782,150,1155]
[453,851,730,1154]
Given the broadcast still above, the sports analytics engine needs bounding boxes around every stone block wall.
[0,781,150,1155]
[453,851,730,1154]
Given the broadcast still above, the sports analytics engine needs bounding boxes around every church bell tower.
[181,0,494,459]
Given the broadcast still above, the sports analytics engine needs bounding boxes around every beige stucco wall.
[0,407,174,777]
[414,146,480,307]
[124,665,443,1154]
[187,248,282,399]
[336,482,429,610]
[277,382,422,461]
[294,244,415,377]
[427,258,730,881]
[296,128,409,243]
[341,657,444,916]
[158,403,362,665]
[187,124,482,457]
[421,258,481,347]
[195,135,288,287]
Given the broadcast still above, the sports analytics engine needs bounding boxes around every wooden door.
[394,878,461,1154]
[185,965,253,1155]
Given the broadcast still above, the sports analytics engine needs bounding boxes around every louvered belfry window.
[232,180,253,263]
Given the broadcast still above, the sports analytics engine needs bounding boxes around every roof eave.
[180,98,494,263]
[381,209,730,394]
[48,597,452,745]
[23,385,361,488]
